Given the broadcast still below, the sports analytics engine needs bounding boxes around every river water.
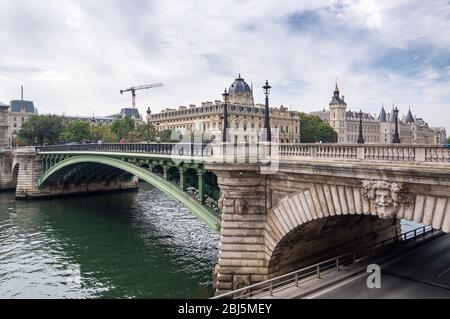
[0,184,219,299]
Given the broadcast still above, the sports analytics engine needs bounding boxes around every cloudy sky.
[0,0,449,131]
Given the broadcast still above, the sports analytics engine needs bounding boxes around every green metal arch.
[38,155,220,232]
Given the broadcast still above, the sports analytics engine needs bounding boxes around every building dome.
[228,74,254,106]
[229,74,252,95]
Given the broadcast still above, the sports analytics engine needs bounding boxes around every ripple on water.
[0,185,219,299]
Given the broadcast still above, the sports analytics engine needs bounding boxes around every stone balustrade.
[279,144,450,163]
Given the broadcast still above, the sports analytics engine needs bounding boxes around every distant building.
[66,107,144,126]
[7,89,39,146]
[149,75,301,143]
[63,115,115,125]
[0,102,9,147]
[310,82,446,145]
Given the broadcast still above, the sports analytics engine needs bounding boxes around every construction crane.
[120,83,164,108]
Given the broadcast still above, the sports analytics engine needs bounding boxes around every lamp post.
[147,107,152,144]
[392,107,401,144]
[222,89,229,143]
[263,80,272,143]
[91,115,95,144]
[357,110,365,144]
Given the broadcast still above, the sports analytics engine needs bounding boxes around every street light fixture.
[222,88,229,143]
[147,107,152,144]
[263,80,272,143]
[357,110,365,144]
[392,106,401,144]
[91,115,95,144]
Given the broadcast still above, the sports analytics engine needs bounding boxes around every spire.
[334,79,339,97]
[378,104,387,122]
[390,105,396,123]
[405,105,414,124]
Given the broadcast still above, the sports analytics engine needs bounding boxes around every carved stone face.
[375,188,394,218]
[362,180,414,220]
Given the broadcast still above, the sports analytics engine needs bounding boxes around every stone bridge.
[2,143,450,295]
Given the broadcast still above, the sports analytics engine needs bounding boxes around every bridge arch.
[38,155,220,232]
[265,184,450,277]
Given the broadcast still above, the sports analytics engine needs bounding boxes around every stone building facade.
[0,102,9,147]
[311,83,446,145]
[7,98,39,147]
[149,75,301,143]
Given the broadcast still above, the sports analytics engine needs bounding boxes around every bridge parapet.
[279,144,450,163]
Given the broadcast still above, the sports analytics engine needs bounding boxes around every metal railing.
[35,143,450,164]
[36,143,213,157]
[213,225,435,299]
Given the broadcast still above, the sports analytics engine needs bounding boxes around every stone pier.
[0,150,15,190]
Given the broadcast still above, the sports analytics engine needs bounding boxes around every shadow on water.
[0,183,219,299]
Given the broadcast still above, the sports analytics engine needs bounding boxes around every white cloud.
[0,0,449,132]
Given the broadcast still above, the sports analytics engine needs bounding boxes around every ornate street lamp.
[222,89,229,143]
[263,80,272,143]
[392,106,401,144]
[91,115,95,144]
[357,110,365,144]
[147,107,152,144]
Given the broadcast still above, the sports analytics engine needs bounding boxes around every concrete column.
[163,166,168,180]
[197,170,205,204]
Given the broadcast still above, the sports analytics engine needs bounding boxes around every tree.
[62,120,90,143]
[157,129,173,142]
[299,113,337,143]
[132,123,157,142]
[18,115,65,145]
[111,117,135,141]
[91,124,116,143]
[448,136,450,144]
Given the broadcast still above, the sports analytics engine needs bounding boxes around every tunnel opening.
[268,215,400,278]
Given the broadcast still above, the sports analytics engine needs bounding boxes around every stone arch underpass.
[265,184,450,277]
[37,155,221,232]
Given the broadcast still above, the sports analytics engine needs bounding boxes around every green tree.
[111,117,135,141]
[132,123,157,142]
[18,115,65,145]
[62,120,90,143]
[157,129,173,142]
[92,124,116,143]
[299,113,337,143]
[448,136,450,144]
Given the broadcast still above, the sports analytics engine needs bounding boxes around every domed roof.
[229,74,252,95]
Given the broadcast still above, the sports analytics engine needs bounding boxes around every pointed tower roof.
[334,80,340,97]
[405,106,414,124]
[390,105,396,123]
[378,105,387,122]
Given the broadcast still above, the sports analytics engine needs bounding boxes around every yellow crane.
[120,83,164,108]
